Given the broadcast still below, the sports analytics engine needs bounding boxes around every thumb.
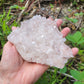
[1,41,23,72]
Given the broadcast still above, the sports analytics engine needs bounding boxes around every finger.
[72,48,79,56]
[1,42,14,68]
[12,26,17,31]
[48,17,63,27]
[3,41,13,48]
[61,27,70,37]
[56,19,63,27]
[1,41,23,71]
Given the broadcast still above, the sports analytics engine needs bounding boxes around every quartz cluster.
[7,15,73,69]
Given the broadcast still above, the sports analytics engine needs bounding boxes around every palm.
[0,19,78,84]
[1,42,48,84]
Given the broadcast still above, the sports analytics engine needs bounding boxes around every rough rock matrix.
[7,15,73,69]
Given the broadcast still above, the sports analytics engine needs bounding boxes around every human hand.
[0,19,78,84]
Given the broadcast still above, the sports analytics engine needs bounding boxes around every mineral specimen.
[7,15,73,69]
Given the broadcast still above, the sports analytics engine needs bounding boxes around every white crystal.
[7,15,73,69]
[32,41,36,45]
[41,35,44,38]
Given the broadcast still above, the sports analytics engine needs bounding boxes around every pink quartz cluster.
[7,15,73,69]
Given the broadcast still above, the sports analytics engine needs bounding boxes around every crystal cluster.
[7,15,73,69]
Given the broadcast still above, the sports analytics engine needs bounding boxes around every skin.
[0,19,78,84]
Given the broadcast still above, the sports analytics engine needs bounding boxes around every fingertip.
[56,19,63,27]
[12,26,16,31]
[72,48,79,56]
[63,27,71,33]
[61,27,70,37]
